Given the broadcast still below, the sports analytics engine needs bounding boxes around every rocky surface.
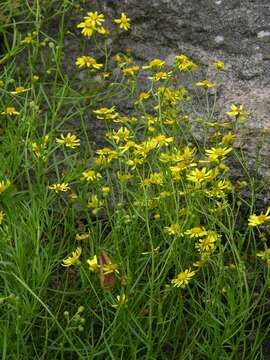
[94,0,270,180]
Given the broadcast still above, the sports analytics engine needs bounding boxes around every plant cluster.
[0,3,270,359]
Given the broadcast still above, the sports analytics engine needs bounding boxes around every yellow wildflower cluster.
[34,7,259,301]
[77,11,107,38]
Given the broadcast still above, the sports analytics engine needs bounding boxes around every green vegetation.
[0,1,270,359]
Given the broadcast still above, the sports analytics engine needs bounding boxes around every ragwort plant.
[0,3,270,359]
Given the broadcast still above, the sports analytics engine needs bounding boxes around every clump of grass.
[0,2,270,359]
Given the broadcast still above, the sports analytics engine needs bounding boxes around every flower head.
[175,54,197,72]
[56,133,80,149]
[102,263,119,275]
[75,232,90,241]
[187,167,214,184]
[256,248,270,266]
[171,268,196,288]
[248,208,270,227]
[77,12,105,38]
[185,226,207,238]
[122,65,140,77]
[112,294,128,308]
[62,247,82,267]
[213,60,225,70]
[0,180,11,194]
[81,170,101,182]
[48,183,70,193]
[164,223,181,236]
[226,104,249,123]
[142,58,165,70]
[10,86,30,95]
[114,13,131,31]
[1,107,20,116]
[205,146,232,162]
[87,255,100,272]
[195,231,219,254]
[93,106,118,121]
[195,80,215,89]
[76,56,103,70]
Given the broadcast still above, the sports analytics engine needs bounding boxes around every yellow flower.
[31,142,42,158]
[84,11,105,27]
[107,127,131,144]
[31,135,49,160]
[87,255,100,272]
[75,56,103,70]
[95,147,118,165]
[101,186,110,196]
[195,80,214,89]
[248,208,270,227]
[221,132,235,144]
[62,247,82,267]
[75,232,90,241]
[213,60,225,70]
[164,223,180,236]
[112,294,128,308]
[69,192,78,201]
[136,91,151,103]
[185,227,208,238]
[195,231,219,253]
[0,210,5,224]
[122,65,140,77]
[102,72,111,79]
[114,13,131,31]
[193,254,209,268]
[226,104,249,122]
[187,167,214,184]
[256,248,270,266]
[102,263,119,275]
[56,133,80,149]
[171,268,196,288]
[148,71,172,82]
[205,146,232,162]
[87,194,104,209]
[81,170,101,182]
[77,12,105,38]
[10,86,30,95]
[117,172,134,182]
[175,54,197,72]
[0,180,11,194]
[93,106,118,121]
[143,172,164,186]
[142,58,165,70]
[1,107,20,116]
[48,183,70,193]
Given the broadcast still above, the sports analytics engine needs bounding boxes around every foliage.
[0,2,270,359]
